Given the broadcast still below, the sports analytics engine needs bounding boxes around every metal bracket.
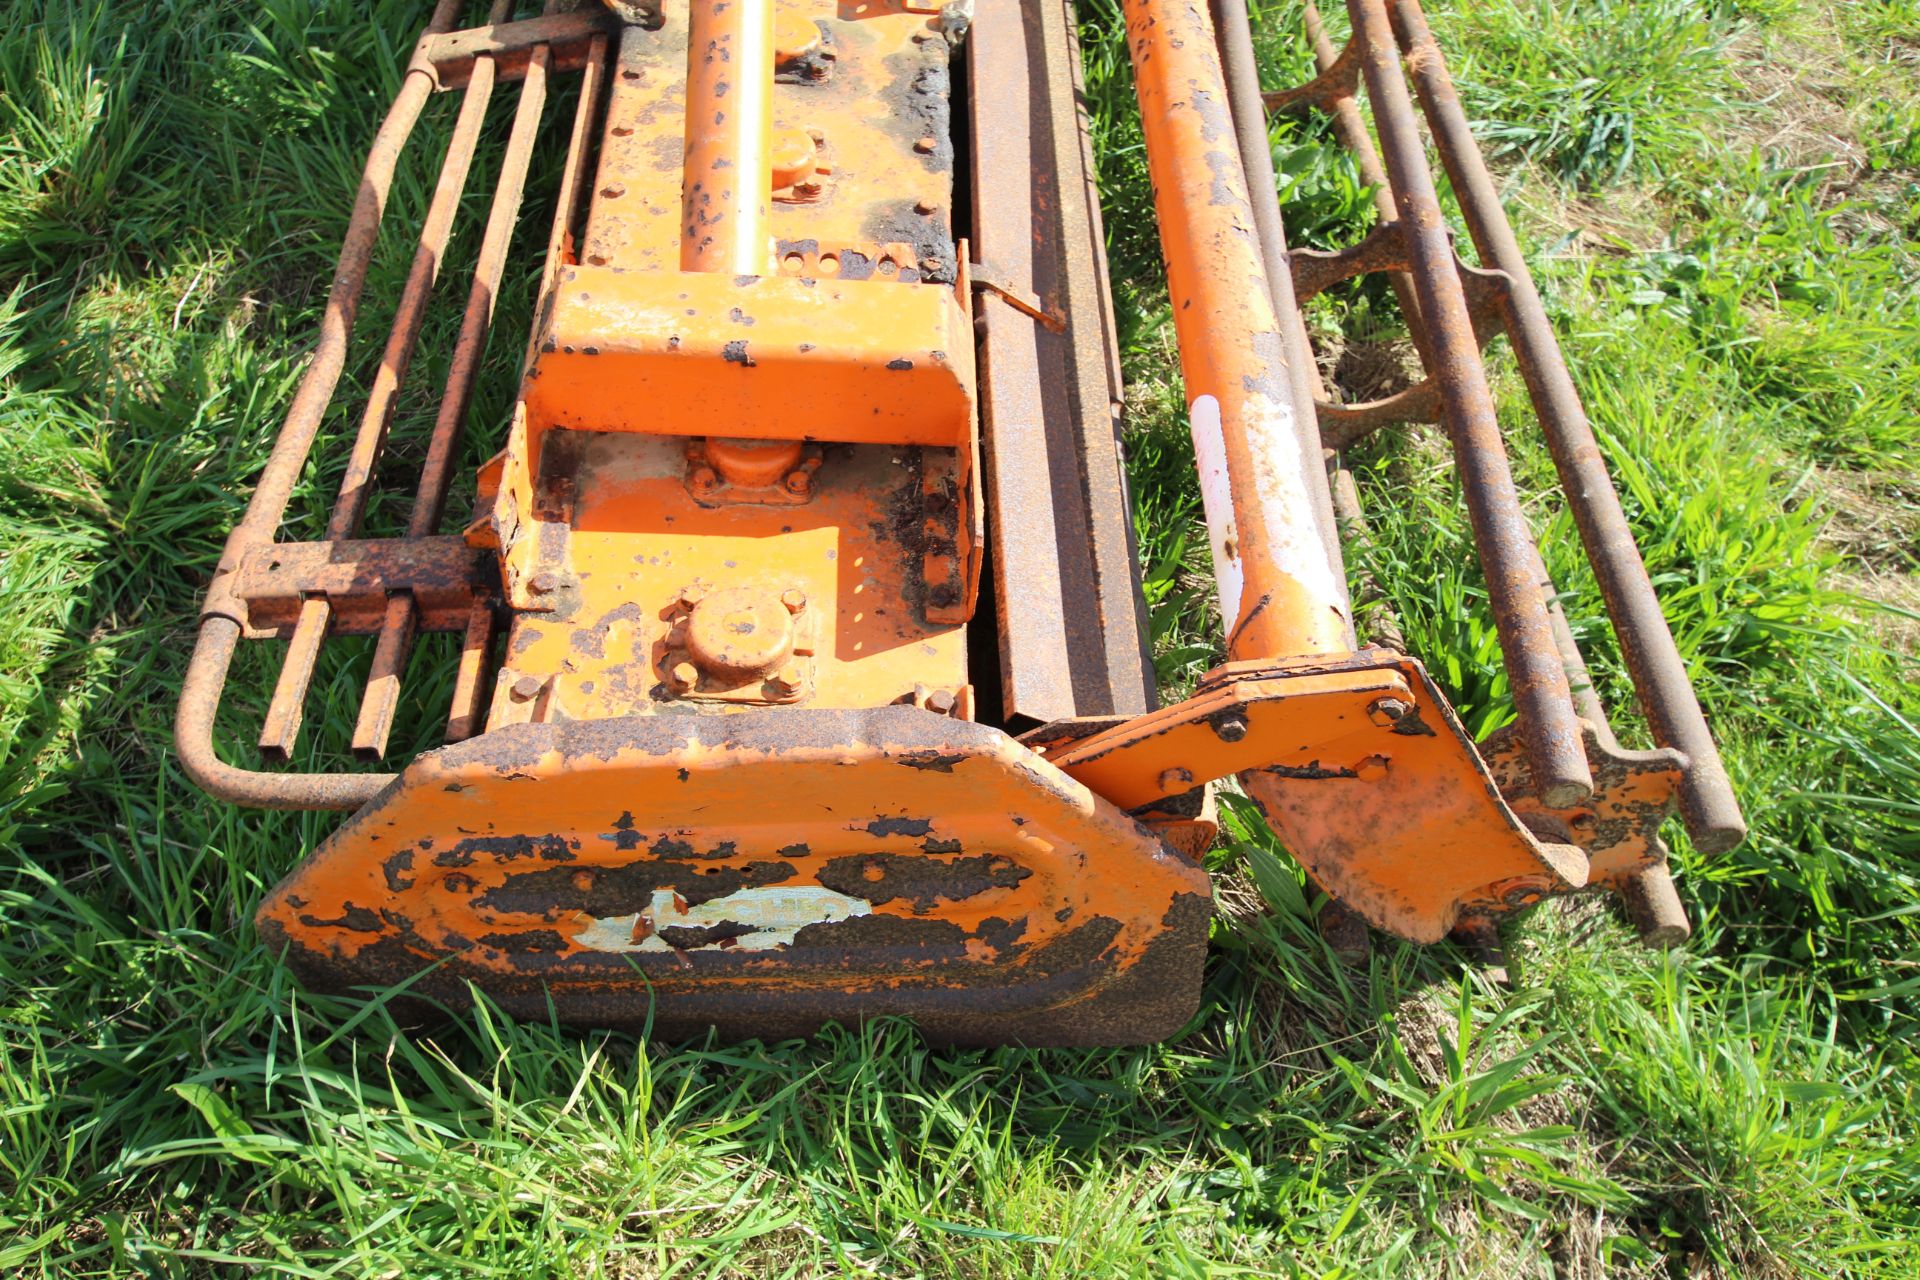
[969,261,1066,333]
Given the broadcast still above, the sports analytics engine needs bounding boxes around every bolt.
[1158,767,1194,792]
[1368,697,1413,728]
[914,197,938,215]
[529,570,559,595]
[784,470,812,496]
[669,661,699,692]
[690,465,719,491]
[769,664,804,697]
[1354,755,1390,781]
[926,689,956,715]
[781,588,807,613]
[1569,812,1598,837]
[914,136,937,154]
[1211,712,1249,743]
[793,179,822,197]
[678,583,707,606]
[509,675,543,703]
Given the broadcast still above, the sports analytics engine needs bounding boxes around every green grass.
[4,0,1920,1273]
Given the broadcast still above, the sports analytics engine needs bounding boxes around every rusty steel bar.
[1210,0,1350,605]
[681,0,773,275]
[175,0,466,809]
[523,31,610,375]
[1344,0,1591,807]
[1388,0,1744,853]
[259,0,513,761]
[1123,0,1351,662]
[353,37,555,760]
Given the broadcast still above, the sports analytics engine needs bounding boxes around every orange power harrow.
[179,0,1743,1045]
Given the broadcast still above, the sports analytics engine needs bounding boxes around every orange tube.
[1122,0,1350,659]
[682,0,774,274]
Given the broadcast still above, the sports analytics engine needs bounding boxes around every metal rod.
[1388,0,1744,852]
[681,0,773,274]
[353,38,555,760]
[259,5,511,760]
[176,0,464,809]
[1345,0,1591,806]
[1123,0,1351,661]
[1210,0,1351,616]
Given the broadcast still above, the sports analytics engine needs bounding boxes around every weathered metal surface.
[967,0,1156,724]
[227,537,494,638]
[1048,650,1588,943]
[1122,0,1351,661]
[256,708,1211,1045]
[418,9,616,90]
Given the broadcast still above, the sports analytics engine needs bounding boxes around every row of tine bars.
[249,0,607,767]
[182,0,609,810]
[1207,0,1745,857]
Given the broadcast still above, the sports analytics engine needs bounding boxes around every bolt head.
[678,583,707,606]
[769,664,804,696]
[690,465,719,491]
[914,136,937,154]
[529,570,558,595]
[1368,697,1413,728]
[780,588,807,613]
[784,470,813,496]
[669,661,699,692]
[509,675,542,703]
[926,689,956,715]
[915,198,938,215]
[1211,712,1250,743]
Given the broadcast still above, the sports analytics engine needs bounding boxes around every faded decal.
[572,885,873,953]
[1188,394,1244,625]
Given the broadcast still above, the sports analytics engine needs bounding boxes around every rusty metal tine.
[1297,1,1434,376]
[1211,0,1350,605]
[445,599,499,743]
[1344,0,1591,807]
[521,32,609,377]
[176,0,467,810]
[354,39,554,760]
[1388,0,1745,853]
[259,25,508,761]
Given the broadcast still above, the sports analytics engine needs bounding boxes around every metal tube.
[1123,0,1351,661]
[177,0,462,809]
[353,39,555,759]
[681,0,773,275]
[1388,0,1744,852]
[1345,0,1591,806]
[260,8,510,760]
[1210,0,1351,618]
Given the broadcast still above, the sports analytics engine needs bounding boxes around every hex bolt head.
[509,675,543,703]
[914,197,938,215]
[781,588,807,613]
[769,664,804,696]
[914,136,937,154]
[1368,697,1412,728]
[784,470,813,496]
[690,465,719,491]
[669,661,699,692]
[1569,812,1599,836]
[1211,712,1250,743]
[926,689,956,715]
[529,570,558,595]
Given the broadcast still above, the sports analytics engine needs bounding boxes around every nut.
[1368,697,1413,728]
[926,689,956,715]
[781,588,807,613]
